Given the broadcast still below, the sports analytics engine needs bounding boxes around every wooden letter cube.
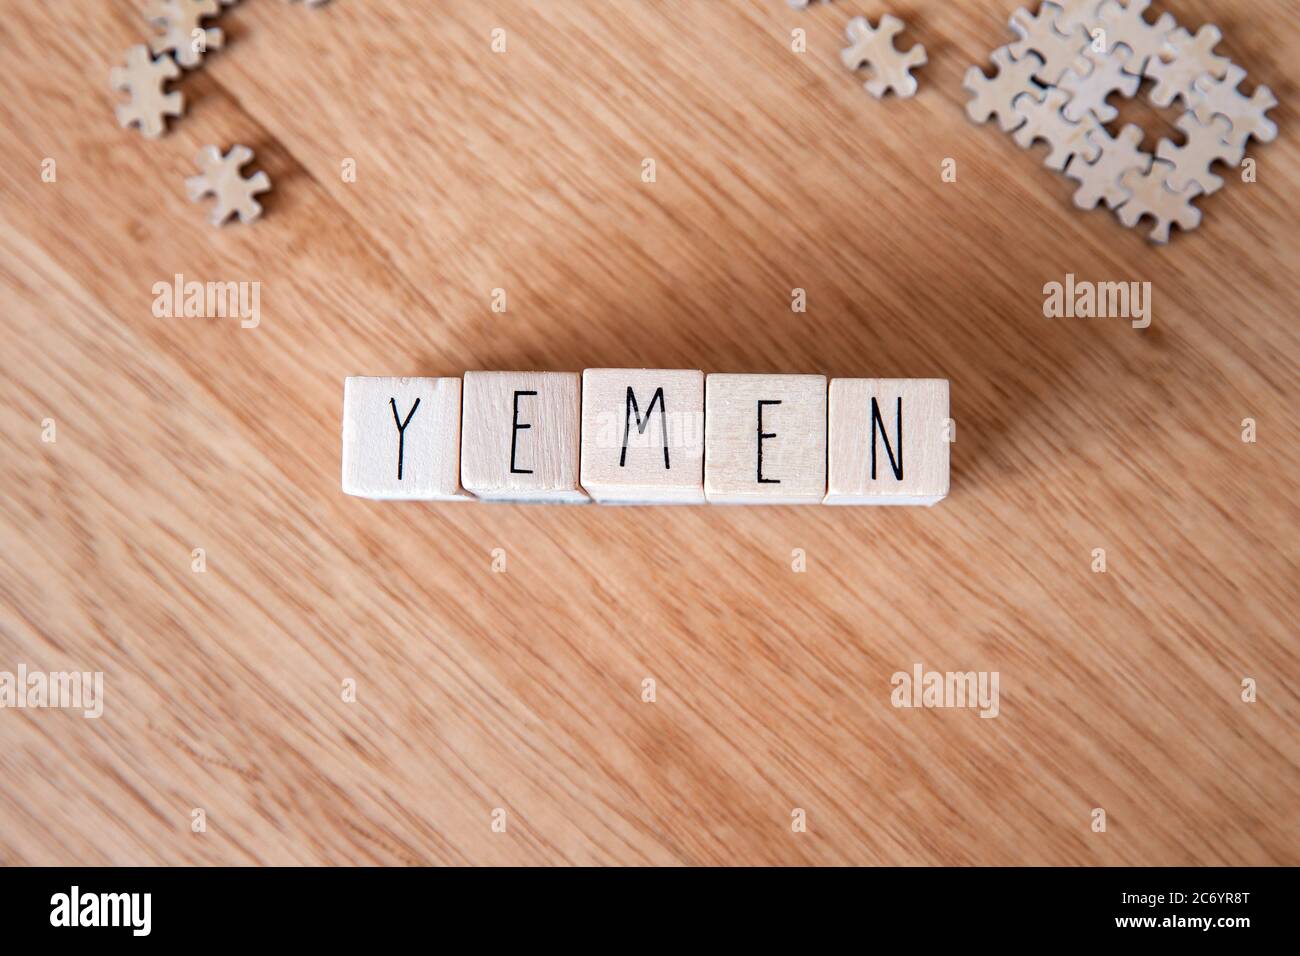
[460,371,588,502]
[341,376,472,500]
[825,378,949,505]
[704,373,827,504]
[580,368,705,504]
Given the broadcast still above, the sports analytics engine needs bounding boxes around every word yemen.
[341,371,951,506]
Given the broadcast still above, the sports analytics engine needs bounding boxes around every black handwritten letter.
[870,396,903,480]
[757,400,781,484]
[510,390,537,474]
[390,397,421,481]
[620,386,670,469]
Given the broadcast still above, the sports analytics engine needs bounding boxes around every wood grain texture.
[0,0,1297,865]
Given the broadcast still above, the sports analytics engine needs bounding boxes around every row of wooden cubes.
[342,371,949,505]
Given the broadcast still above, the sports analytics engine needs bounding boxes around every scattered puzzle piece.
[1155,114,1244,195]
[1116,160,1202,243]
[964,47,1045,131]
[123,0,1274,249]
[148,0,225,69]
[1012,88,1100,170]
[110,45,183,139]
[1145,24,1230,109]
[1057,43,1140,123]
[840,14,926,99]
[1064,123,1151,210]
[1009,4,1090,85]
[1190,64,1278,146]
[186,144,271,226]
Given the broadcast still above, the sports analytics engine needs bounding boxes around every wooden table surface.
[1,0,1296,865]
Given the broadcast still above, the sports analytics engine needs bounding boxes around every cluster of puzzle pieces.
[342,372,951,506]
[108,0,326,224]
[964,0,1277,242]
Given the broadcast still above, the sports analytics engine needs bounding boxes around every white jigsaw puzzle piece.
[1051,0,1105,34]
[1155,114,1244,195]
[1190,63,1279,146]
[1096,0,1176,73]
[1057,43,1140,122]
[186,144,272,226]
[1064,123,1151,210]
[840,14,927,99]
[964,46,1045,131]
[1012,88,1101,170]
[1145,24,1230,109]
[110,44,183,139]
[1116,160,1202,243]
[1009,3,1091,85]
[148,0,224,69]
